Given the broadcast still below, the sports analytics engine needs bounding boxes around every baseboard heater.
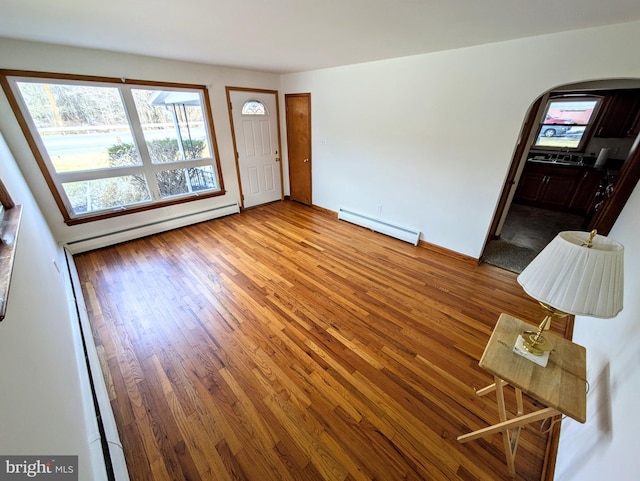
[338,208,420,246]
[65,202,240,254]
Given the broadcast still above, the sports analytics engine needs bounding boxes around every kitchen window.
[0,71,224,225]
[533,97,602,151]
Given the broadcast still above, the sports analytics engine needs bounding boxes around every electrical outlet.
[376,204,383,216]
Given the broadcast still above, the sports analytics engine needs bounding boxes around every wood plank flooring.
[74,201,567,481]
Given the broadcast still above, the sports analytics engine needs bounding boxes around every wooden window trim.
[0,70,225,225]
[0,179,22,321]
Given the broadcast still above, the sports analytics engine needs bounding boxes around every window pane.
[62,175,151,214]
[242,100,267,115]
[546,100,598,125]
[156,165,218,198]
[189,166,218,191]
[131,89,210,163]
[535,126,585,148]
[16,82,141,172]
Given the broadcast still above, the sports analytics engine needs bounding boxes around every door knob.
[275,157,280,162]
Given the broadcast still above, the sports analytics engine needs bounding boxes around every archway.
[482,79,640,272]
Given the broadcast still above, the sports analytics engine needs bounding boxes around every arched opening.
[482,79,640,273]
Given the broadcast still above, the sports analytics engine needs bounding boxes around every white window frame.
[0,70,225,225]
[533,96,603,152]
[241,100,268,115]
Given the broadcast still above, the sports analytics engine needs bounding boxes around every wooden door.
[485,97,542,241]
[227,88,283,208]
[285,93,312,205]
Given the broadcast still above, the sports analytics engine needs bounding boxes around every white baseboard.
[338,208,420,245]
[65,202,240,253]
[64,248,130,481]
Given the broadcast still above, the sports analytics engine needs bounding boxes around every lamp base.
[518,306,566,357]
[520,330,553,356]
[513,334,550,367]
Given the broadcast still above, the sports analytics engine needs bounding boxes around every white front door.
[229,90,282,208]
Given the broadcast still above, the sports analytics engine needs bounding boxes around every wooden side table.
[457,313,587,477]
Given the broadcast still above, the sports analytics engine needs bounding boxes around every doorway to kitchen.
[482,79,640,273]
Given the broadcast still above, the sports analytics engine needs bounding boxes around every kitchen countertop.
[527,158,601,168]
[526,153,620,169]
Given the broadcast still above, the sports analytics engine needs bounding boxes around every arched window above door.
[241,100,267,115]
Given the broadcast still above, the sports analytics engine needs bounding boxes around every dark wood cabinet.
[515,163,578,210]
[515,170,548,204]
[594,90,640,138]
[515,163,603,215]
[628,106,640,138]
[568,170,602,214]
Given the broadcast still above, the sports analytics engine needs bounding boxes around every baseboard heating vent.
[66,202,240,254]
[338,208,420,246]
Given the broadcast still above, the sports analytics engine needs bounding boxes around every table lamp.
[516,230,624,358]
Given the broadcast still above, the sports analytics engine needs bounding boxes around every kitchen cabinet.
[629,107,640,138]
[594,90,640,138]
[515,162,603,215]
[515,163,578,210]
[568,170,603,214]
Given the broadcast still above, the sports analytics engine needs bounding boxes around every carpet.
[482,204,585,274]
[482,239,539,274]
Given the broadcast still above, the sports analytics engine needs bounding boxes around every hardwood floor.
[74,201,567,481]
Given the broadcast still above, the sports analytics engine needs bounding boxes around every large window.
[0,71,224,224]
[533,97,602,150]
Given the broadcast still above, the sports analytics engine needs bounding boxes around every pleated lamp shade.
[517,231,624,318]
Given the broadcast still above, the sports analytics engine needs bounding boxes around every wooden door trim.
[483,97,542,254]
[285,93,312,206]
[225,87,284,209]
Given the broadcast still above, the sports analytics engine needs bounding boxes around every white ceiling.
[2,0,640,74]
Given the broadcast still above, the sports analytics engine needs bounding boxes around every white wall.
[0,37,281,246]
[280,20,640,258]
[0,133,103,479]
[555,182,640,481]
